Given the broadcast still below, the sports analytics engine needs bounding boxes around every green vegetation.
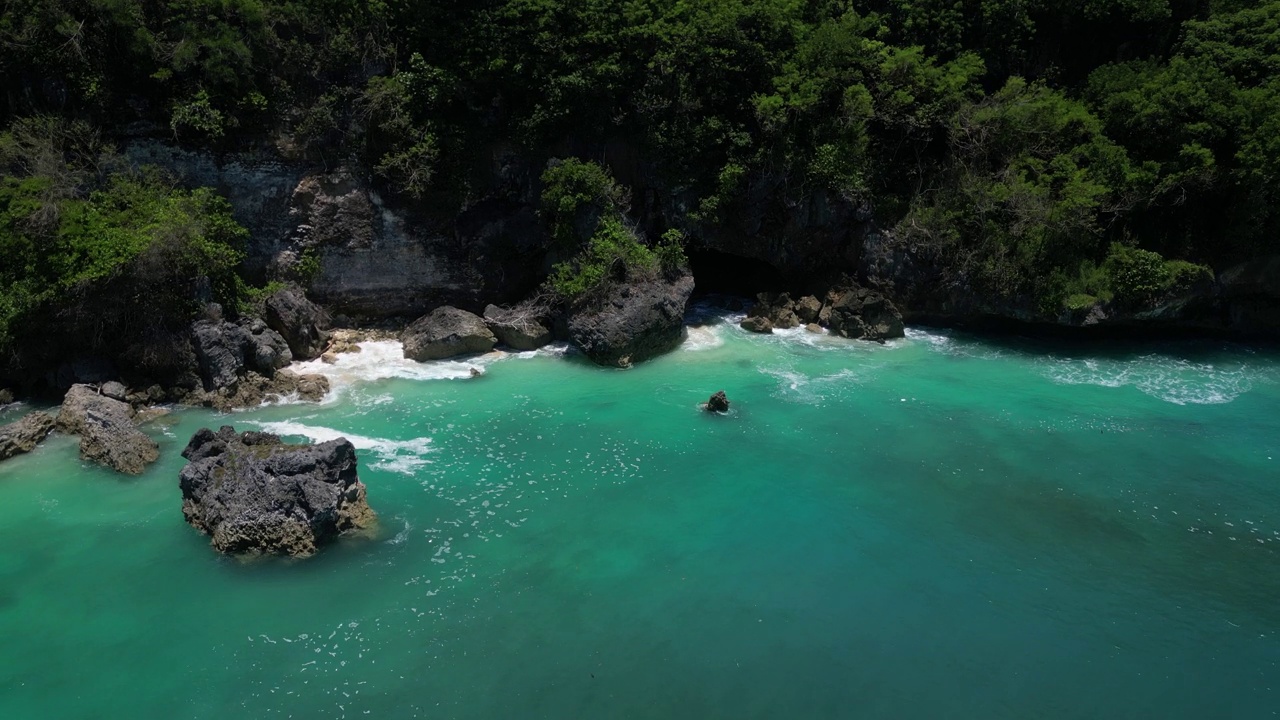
[0,118,252,353]
[0,0,1275,329]
[542,159,685,301]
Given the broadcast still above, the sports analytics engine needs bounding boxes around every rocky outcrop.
[190,318,292,392]
[483,303,552,351]
[56,384,159,475]
[741,285,904,341]
[565,272,695,368]
[705,391,730,413]
[402,306,497,361]
[179,426,376,557]
[0,411,55,461]
[264,285,331,360]
[821,286,905,341]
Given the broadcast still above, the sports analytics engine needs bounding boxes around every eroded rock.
[179,426,376,557]
[565,272,694,368]
[57,384,159,475]
[705,391,730,413]
[483,303,552,351]
[265,285,331,360]
[740,316,773,334]
[402,306,497,361]
[0,411,55,461]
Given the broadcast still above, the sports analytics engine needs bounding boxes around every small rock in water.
[470,367,484,378]
[705,391,730,413]
[740,316,773,334]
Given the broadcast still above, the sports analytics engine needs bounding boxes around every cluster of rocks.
[740,284,905,342]
[399,269,695,370]
[179,426,375,557]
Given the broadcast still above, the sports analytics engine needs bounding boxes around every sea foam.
[244,419,433,474]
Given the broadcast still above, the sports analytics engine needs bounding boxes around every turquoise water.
[2,306,1280,719]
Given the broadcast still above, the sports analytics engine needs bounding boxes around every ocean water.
[2,305,1279,719]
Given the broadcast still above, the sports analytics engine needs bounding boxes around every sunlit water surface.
[2,305,1279,718]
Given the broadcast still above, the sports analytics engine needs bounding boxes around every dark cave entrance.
[688,248,786,297]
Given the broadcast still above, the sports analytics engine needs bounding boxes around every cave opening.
[688,248,786,298]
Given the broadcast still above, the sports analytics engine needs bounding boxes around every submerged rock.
[0,411,55,461]
[265,285,331,360]
[179,426,376,557]
[56,384,159,475]
[402,306,497,361]
[705,391,730,413]
[565,272,695,368]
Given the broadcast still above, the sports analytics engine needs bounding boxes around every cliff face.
[126,141,1280,339]
[125,142,549,320]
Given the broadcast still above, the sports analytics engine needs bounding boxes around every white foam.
[1041,355,1256,405]
[682,324,725,351]
[245,419,432,474]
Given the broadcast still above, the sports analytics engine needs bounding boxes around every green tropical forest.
[1,0,1277,352]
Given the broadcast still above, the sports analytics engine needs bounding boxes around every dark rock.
[705,391,730,413]
[56,384,159,475]
[190,320,293,392]
[190,320,251,391]
[0,411,55,461]
[101,381,128,401]
[748,292,801,329]
[0,388,13,405]
[822,285,905,341]
[483,303,552,351]
[565,272,695,368]
[402,306,497,361]
[179,426,376,557]
[794,296,823,324]
[265,285,331,360]
[740,316,774,334]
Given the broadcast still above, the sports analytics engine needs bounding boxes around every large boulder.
[483,303,552,351]
[179,426,376,557]
[748,292,801,329]
[190,319,293,391]
[264,285,331,360]
[402,306,497,361]
[821,286,905,341]
[565,272,695,368]
[0,411,55,461]
[0,388,13,405]
[56,384,159,475]
[740,316,773,334]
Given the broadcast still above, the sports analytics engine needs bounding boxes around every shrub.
[547,216,656,301]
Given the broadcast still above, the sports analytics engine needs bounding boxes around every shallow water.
[2,306,1279,719]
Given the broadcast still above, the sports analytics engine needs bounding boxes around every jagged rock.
[823,286,905,341]
[101,381,128,401]
[0,388,13,405]
[483,303,552,351]
[565,272,695,368]
[296,374,330,402]
[748,292,801,329]
[179,426,376,557]
[56,384,159,475]
[740,316,773,334]
[0,411,55,461]
[265,285,331,360]
[402,306,497,361]
[795,296,823,324]
[705,391,730,413]
[190,319,293,392]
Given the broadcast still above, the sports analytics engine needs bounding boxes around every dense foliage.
[0,0,1275,326]
[0,118,250,356]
